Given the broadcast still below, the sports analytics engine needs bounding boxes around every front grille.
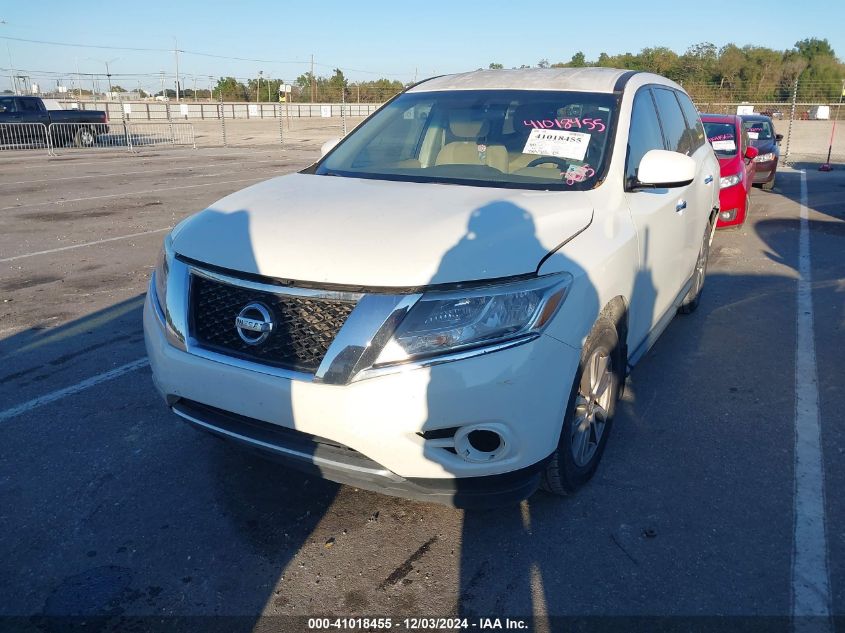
[189,274,356,373]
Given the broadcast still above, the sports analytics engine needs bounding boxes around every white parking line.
[0,227,171,263]
[0,358,149,423]
[0,176,264,212]
[791,170,832,630]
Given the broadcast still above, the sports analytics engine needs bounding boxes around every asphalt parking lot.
[0,147,843,632]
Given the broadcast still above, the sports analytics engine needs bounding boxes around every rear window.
[743,119,774,141]
[703,122,738,156]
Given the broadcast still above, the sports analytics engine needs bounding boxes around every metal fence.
[0,122,51,152]
[56,100,383,121]
[0,121,196,155]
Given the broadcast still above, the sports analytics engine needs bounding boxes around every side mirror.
[320,137,341,157]
[775,133,784,142]
[744,146,759,160]
[633,149,696,189]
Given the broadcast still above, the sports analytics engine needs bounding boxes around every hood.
[172,173,594,287]
[748,138,777,154]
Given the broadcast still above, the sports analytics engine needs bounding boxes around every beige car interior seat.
[434,110,508,172]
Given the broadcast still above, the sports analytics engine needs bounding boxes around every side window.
[652,88,692,155]
[675,91,706,152]
[625,88,665,185]
[18,98,41,112]
[0,97,17,113]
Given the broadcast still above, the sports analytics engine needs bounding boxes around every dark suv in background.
[740,114,782,191]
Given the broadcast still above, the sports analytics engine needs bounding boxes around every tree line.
[488,38,844,102]
[121,37,842,104]
[210,69,404,103]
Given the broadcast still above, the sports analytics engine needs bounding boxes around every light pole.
[208,76,214,101]
[257,70,263,102]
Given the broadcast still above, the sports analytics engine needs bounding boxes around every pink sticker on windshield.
[563,164,595,185]
[524,117,606,132]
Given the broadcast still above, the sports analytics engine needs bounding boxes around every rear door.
[623,87,688,349]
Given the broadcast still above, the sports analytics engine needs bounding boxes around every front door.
[623,87,688,349]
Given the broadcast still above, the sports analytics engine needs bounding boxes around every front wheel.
[542,319,622,496]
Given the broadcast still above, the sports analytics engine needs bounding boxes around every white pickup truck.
[144,68,719,507]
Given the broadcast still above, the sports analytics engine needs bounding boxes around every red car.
[701,114,758,228]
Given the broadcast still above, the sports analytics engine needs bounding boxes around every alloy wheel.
[570,348,613,467]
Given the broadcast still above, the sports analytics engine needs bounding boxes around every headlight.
[375,274,572,365]
[720,174,741,189]
[754,152,776,162]
[153,234,173,314]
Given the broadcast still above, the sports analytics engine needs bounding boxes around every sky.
[1,0,843,94]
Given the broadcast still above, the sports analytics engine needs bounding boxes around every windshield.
[703,122,738,156]
[743,119,774,141]
[316,90,617,190]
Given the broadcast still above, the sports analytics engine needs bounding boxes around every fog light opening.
[454,425,509,463]
[468,430,502,453]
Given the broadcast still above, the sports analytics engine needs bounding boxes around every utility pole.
[173,38,181,101]
[159,70,165,100]
[310,54,316,102]
[193,75,197,102]
[1,20,15,95]
[75,58,82,100]
[208,76,214,101]
[104,60,113,95]
[257,70,262,102]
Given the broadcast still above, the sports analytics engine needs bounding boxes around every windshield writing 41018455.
[523,117,606,132]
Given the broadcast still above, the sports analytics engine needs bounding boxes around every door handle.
[676,199,687,213]
[704,175,713,185]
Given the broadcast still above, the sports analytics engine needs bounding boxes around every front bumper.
[752,159,778,183]
[172,398,548,507]
[716,181,748,228]
[144,286,579,497]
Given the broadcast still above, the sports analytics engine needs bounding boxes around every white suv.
[144,68,719,507]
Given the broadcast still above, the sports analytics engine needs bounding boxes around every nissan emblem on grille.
[235,302,274,345]
[191,275,355,372]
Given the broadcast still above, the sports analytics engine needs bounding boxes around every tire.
[73,127,96,148]
[678,221,712,314]
[541,319,622,496]
[762,175,775,191]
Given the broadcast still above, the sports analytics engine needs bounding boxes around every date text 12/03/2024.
[306,617,529,630]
